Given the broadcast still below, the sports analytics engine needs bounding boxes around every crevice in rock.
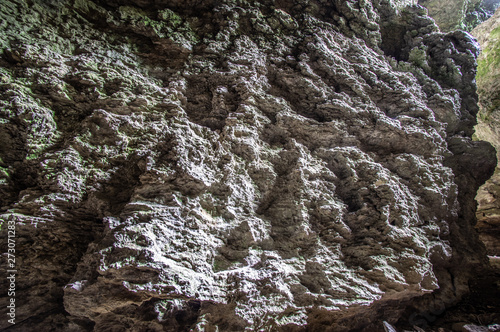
[184,77,218,131]
[267,68,331,123]
[93,160,143,215]
[380,21,406,61]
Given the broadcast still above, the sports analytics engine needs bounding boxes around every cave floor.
[430,266,500,331]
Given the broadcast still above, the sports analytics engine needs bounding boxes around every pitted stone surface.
[0,0,495,331]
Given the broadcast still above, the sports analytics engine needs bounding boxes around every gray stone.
[0,0,495,331]
[472,7,500,258]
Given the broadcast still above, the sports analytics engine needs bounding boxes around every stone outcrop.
[418,0,500,32]
[418,0,482,31]
[0,0,496,331]
[473,7,500,258]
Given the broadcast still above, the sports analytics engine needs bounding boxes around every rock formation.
[418,0,482,31]
[418,0,500,32]
[473,7,500,262]
[0,0,496,331]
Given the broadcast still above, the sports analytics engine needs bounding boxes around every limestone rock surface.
[473,7,500,257]
[0,0,496,331]
[418,0,500,32]
[418,0,482,31]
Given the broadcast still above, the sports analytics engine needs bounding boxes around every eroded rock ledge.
[0,0,496,331]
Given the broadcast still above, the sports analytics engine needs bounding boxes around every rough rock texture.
[0,0,496,331]
[473,7,500,257]
[464,0,500,30]
[418,0,500,32]
[418,0,482,31]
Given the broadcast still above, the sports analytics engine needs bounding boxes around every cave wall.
[0,0,496,331]
[473,7,500,260]
[418,0,482,31]
[418,0,500,32]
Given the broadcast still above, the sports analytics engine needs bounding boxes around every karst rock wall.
[473,7,500,262]
[418,0,482,31]
[417,0,500,32]
[0,0,496,331]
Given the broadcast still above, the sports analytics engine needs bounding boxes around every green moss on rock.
[158,9,182,28]
[477,26,500,80]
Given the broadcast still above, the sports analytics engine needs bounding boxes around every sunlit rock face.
[473,7,500,258]
[0,0,495,331]
[418,0,482,31]
[418,0,500,31]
